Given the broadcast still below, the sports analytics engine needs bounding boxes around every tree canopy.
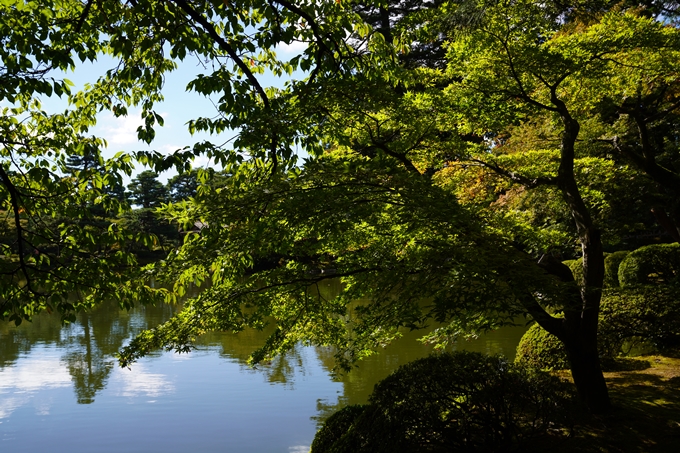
[3,0,680,414]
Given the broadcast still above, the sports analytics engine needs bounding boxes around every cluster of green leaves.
[0,0,172,323]
[118,152,567,369]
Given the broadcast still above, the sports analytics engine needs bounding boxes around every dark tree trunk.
[563,335,611,413]
[552,94,611,412]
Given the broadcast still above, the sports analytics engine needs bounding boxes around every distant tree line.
[63,152,208,252]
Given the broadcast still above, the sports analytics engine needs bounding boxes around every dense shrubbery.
[515,323,570,370]
[604,251,629,288]
[564,251,630,289]
[517,244,680,370]
[311,351,577,453]
[515,318,626,371]
[599,286,680,353]
[517,287,680,370]
[311,404,369,453]
[618,243,680,287]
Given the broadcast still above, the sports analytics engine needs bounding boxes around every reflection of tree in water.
[200,326,311,387]
[259,345,306,386]
[311,323,527,426]
[0,313,64,368]
[63,302,179,403]
[1,299,180,404]
[59,301,134,404]
[61,316,114,404]
[310,332,446,427]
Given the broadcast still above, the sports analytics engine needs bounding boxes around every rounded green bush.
[563,258,583,286]
[515,320,624,370]
[515,323,570,370]
[564,251,628,288]
[310,405,368,453]
[516,284,680,370]
[599,286,680,353]
[604,250,629,288]
[618,243,680,287]
[313,351,577,453]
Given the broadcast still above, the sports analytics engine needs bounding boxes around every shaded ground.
[525,356,680,452]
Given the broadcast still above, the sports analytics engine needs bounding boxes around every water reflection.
[0,348,71,419]
[1,301,179,406]
[1,298,526,406]
[0,291,526,452]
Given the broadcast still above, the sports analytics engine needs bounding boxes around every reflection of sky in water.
[0,338,339,452]
[289,446,311,453]
[113,364,175,398]
[0,300,524,452]
[0,348,71,420]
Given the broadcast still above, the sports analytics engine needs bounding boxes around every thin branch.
[75,0,94,32]
[469,158,557,188]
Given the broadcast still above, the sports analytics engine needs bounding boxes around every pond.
[0,291,526,453]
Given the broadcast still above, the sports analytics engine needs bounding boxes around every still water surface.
[1,294,526,452]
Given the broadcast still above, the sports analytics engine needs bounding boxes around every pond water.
[0,293,526,453]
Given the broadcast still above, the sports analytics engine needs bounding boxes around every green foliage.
[618,243,680,287]
[0,0,175,322]
[310,404,369,453]
[599,286,680,353]
[127,171,168,209]
[604,251,630,288]
[117,154,569,369]
[516,323,571,371]
[6,0,680,415]
[312,351,577,453]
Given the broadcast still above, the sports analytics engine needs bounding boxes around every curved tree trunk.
[555,98,611,413]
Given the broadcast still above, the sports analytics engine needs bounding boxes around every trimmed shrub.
[563,258,583,286]
[515,323,570,370]
[310,405,369,453]
[599,286,680,353]
[516,284,680,370]
[312,351,577,453]
[618,243,680,287]
[514,322,629,371]
[604,251,629,288]
[564,252,628,288]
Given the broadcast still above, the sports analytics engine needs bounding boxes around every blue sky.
[38,40,308,184]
